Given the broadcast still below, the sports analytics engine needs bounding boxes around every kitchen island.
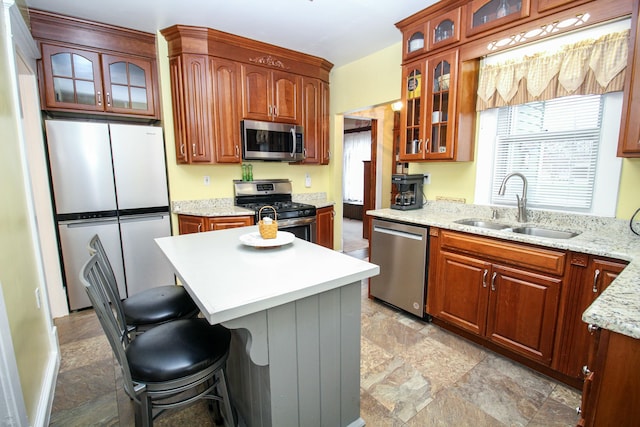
[156,226,379,427]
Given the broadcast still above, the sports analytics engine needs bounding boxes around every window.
[475,92,623,217]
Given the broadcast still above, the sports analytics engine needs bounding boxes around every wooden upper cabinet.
[41,44,103,112]
[211,58,241,163]
[466,0,531,36]
[619,0,640,157]
[403,22,428,60]
[301,77,330,164]
[241,64,301,124]
[428,7,462,50]
[31,10,159,119]
[399,50,460,161]
[40,44,158,117]
[538,0,592,13]
[170,54,214,164]
[101,54,156,116]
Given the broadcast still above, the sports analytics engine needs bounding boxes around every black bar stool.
[80,253,236,426]
[88,234,198,337]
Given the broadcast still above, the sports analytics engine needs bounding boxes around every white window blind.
[491,95,604,211]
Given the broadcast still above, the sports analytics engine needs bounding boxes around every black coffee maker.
[391,174,424,210]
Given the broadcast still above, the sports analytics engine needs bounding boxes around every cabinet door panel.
[207,216,253,231]
[302,78,321,163]
[211,58,241,163]
[182,55,213,163]
[102,54,156,116]
[178,215,205,234]
[272,71,301,124]
[42,44,103,112]
[316,206,334,249]
[242,64,271,121]
[435,251,491,335]
[486,265,561,365]
[169,56,188,163]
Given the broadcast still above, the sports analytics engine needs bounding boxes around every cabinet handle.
[482,269,488,288]
[582,365,591,376]
[97,91,102,106]
[192,143,196,157]
[106,92,111,107]
[235,145,239,158]
[273,105,278,117]
[268,105,273,117]
[587,324,599,334]
[197,223,202,232]
[180,143,186,157]
[592,269,601,293]
[490,272,497,291]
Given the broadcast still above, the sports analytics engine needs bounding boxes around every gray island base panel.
[155,226,379,427]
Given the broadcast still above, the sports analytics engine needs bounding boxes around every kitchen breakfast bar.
[155,226,379,427]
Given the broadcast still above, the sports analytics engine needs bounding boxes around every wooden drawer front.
[440,230,566,276]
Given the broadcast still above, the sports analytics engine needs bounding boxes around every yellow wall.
[0,8,51,422]
[331,42,640,220]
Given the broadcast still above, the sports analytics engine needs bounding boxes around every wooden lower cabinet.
[429,229,565,366]
[558,255,628,381]
[579,328,640,426]
[177,214,254,235]
[316,206,334,249]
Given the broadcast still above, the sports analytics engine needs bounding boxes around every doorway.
[342,117,376,257]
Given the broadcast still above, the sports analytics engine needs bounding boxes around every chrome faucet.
[498,172,528,222]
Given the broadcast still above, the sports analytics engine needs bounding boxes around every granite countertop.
[171,193,334,216]
[368,202,640,340]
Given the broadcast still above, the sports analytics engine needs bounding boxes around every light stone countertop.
[155,225,378,325]
[171,193,334,216]
[368,202,640,340]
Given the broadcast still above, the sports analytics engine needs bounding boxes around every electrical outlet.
[204,176,210,186]
[423,174,431,184]
[305,173,311,188]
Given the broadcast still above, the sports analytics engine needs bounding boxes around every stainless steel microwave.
[241,120,304,162]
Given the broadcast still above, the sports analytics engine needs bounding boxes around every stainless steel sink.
[454,219,510,230]
[509,226,580,239]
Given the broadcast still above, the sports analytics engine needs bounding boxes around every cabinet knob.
[582,365,591,376]
[587,324,599,334]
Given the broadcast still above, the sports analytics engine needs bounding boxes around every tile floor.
[49,220,581,426]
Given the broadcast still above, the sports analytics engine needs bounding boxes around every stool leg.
[216,368,236,427]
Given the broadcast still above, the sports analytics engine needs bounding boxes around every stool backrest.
[79,254,139,400]
[87,234,130,338]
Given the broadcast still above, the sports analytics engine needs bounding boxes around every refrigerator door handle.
[62,218,119,227]
[118,214,168,223]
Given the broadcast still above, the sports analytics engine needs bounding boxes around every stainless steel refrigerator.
[45,120,174,310]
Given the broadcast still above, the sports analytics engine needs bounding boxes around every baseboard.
[33,325,60,427]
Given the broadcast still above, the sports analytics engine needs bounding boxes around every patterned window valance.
[476,30,630,111]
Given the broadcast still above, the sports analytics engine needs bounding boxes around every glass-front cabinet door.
[428,8,461,50]
[102,55,156,116]
[402,22,428,60]
[467,0,530,36]
[426,50,458,160]
[400,62,426,160]
[41,44,103,112]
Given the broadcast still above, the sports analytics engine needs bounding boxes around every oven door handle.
[277,216,317,227]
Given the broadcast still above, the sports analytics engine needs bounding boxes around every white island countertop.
[156,226,379,325]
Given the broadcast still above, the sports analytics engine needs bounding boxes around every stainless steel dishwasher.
[369,218,428,318]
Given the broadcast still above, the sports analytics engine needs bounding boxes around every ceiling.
[25,0,438,68]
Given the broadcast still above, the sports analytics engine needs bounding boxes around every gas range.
[233,179,317,221]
